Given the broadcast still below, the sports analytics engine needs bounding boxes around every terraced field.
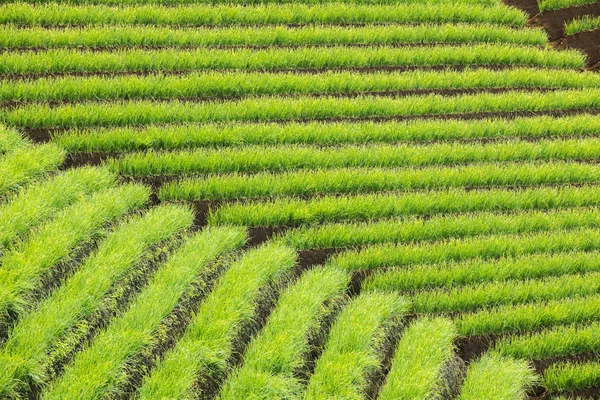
[1,0,600,399]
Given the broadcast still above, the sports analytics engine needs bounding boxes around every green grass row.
[44,227,246,400]
[0,167,115,249]
[11,0,499,6]
[0,45,584,75]
[7,89,599,129]
[115,137,600,176]
[11,67,600,103]
[137,244,296,399]
[210,184,600,227]
[0,184,149,326]
[378,317,457,400]
[278,208,600,250]
[0,24,547,49]
[0,204,192,398]
[411,271,600,313]
[328,227,600,271]
[217,266,348,399]
[364,250,600,291]
[539,0,599,12]
[544,361,600,392]
[161,161,600,201]
[0,3,527,27]
[458,354,537,400]
[494,321,600,360]
[456,293,600,336]
[0,125,24,155]
[52,114,600,152]
[0,144,64,196]
[565,15,600,35]
[305,292,409,399]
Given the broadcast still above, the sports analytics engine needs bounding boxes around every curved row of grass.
[6,89,600,129]
[9,67,600,103]
[566,15,600,35]
[0,45,584,75]
[210,184,600,226]
[52,114,600,152]
[0,3,527,27]
[0,24,547,49]
[114,137,600,176]
[10,0,500,6]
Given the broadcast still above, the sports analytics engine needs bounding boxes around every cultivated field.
[1,0,600,398]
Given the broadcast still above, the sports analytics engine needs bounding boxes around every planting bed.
[1,0,600,398]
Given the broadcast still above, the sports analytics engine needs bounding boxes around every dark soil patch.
[536,2,600,40]
[297,248,339,270]
[532,352,600,373]
[62,152,115,169]
[191,200,220,227]
[246,225,289,247]
[503,0,540,17]
[567,28,600,66]
[456,334,501,364]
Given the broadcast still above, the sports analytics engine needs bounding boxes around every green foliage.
[544,361,600,392]
[539,0,599,12]
[566,15,600,35]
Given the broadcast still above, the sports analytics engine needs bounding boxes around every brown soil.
[62,152,115,169]
[567,28,600,66]
[536,3,600,40]
[246,225,290,247]
[504,0,540,17]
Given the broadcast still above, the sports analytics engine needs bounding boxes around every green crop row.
[0,3,527,27]
[0,184,150,327]
[278,208,600,250]
[210,184,600,227]
[6,89,599,129]
[0,167,115,249]
[0,125,24,155]
[494,321,600,360]
[0,45,584,75]
[565,15,600,35]
[52,114,600,152]
[12,0,499,6]
[44,227,245,400]
[539,0,598,12]
[378,317,457,400]
[115,137,600,176]
[456,293,600,336]
[217,266,348,399]
[137,244,296,399]
[0,144,64,196]
[412,271,600,313]
[544,361,600,392]
[365,250,600,291]
[0,24,546,50]
[161,161,600,201]
[458,354,537,400]
[305,292,409,399]
[328,227,600,271]
[11,67,600,103]
[0,203,191,398]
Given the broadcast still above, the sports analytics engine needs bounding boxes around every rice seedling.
[53,113,600,152]
[209,184,600,227]
[43,226,246,400]
[11,66,600,103]
[0,3,527,27]
[0,204,192,398]
[457,354,537,400]
[364,250,600,292]
[543,361,600,392]
[0,167,115,249]
[456,293,600,336]
[161,161,600,201]
[0,44,584,76]
[539,0,599,12]
[0,125,25,155]
[0,144,64,196]
[277,208,600,250]
[217,266,348,399]
[328,227,600,271]
[378,317,458,400]
[137,244,296,399]
[566,15,600,35]
[0,184,150,326]
[0,24,546,50]
[494,321,600,360]
[114,137,600,176]
[412,271,600,313]
[7,88,600,129]
[12,0,500,6]
[304,292,410,399]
